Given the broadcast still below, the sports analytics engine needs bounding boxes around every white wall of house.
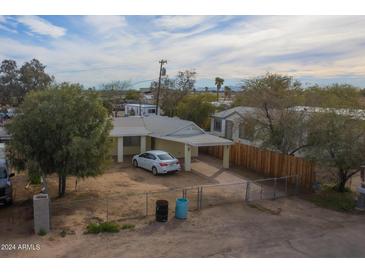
[153,138,198,158]
[210,117,226,137]
[112,136,198,160]
[125,104,157,116]
[211,113,241,140]
[210,113,261,147]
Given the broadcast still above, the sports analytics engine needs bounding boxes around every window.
[213,119,222,131]
[123,136,140,147]
[0,167,7,179]
[146,153,156,160]
[148,108,156,114]
[157,153,174,160]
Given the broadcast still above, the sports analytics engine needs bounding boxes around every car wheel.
[152,166,158,176]
[133,159,138,167]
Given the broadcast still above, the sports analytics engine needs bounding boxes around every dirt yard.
[1,157,365,258]
[1,197,365,258]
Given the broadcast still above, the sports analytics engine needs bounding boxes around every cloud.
[84,16,127,34]
[1,16,365,87]
[16,16,66,38]
[0,16,18,34]
[154,16,210,30]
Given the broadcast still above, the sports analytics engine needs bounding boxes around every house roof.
[143,115,203,136]
[111,115,233,146]
[159,134,232,146]
[110,116,150,137]
[211,106,257,119]
[213,105,365,121]
[291,106,365,120]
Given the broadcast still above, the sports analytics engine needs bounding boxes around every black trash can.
[156,200,168,222]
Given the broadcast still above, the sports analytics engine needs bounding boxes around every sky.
[1,15,365,89]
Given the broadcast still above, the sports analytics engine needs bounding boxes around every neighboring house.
[125,103,158,116]
[211,105,365,145]
[143,94,154,101]
[291,106,365,120]
[110,115,232,171]
[138,88,155,103]
[210,106,258,144]
[211,98,233,108]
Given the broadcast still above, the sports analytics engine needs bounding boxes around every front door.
[225,120,233,139]
[151,137,156,150]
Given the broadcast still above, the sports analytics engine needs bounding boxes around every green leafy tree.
[235,73,307,155]
[176,93,216,129]
[124,91,141,101]
[6,83,112,197]
[303,84,362,108]
[100,80,131,92]
[151,70,196,116]
[151,77,182,117]
[19,59,54,99]
[215,77,224,101]
[0,59,22,106]
[0,58,54,106]
[305,112,365,192]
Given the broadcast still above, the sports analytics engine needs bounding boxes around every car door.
[138,153,148,169]
[145,153,157,170]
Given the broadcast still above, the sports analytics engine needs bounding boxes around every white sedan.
[132,150,181,175]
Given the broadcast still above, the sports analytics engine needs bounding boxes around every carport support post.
[140,136,146,153]
[223,145,230,169]
[117,137,124,162]
[184,144,192,171]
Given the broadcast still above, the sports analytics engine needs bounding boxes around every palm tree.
[215,77,224,101]
[224,86,232,101]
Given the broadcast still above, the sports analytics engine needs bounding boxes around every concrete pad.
[191,160,220,177]
[214,171,246,185]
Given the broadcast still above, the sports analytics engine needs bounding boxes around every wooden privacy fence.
[200,142,315,189]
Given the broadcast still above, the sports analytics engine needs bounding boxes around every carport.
[158,134,232,171]
[110,116,233,171]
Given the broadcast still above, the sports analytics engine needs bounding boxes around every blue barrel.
[175,198,189,219]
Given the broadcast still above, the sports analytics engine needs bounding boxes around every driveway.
[191,154,263,185]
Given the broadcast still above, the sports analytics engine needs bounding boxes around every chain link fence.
[50,175,299,229]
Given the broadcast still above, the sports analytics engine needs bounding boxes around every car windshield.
[0,167,7,179]
[157,153,174,160]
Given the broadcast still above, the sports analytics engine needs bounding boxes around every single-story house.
[210,105,365,145]
[125,103,158,116]
[110,115,233,171]
[210,106,258,144]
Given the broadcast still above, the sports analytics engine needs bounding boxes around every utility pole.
[155,59,167,114]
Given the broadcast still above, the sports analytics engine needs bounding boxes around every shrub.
[99,222,120,233]
[86,223,100,234]
[86,222,120,234]
[38,229,47,236]
[121,223,135,230]
[308,185,356,212]
[60,230,67,238]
